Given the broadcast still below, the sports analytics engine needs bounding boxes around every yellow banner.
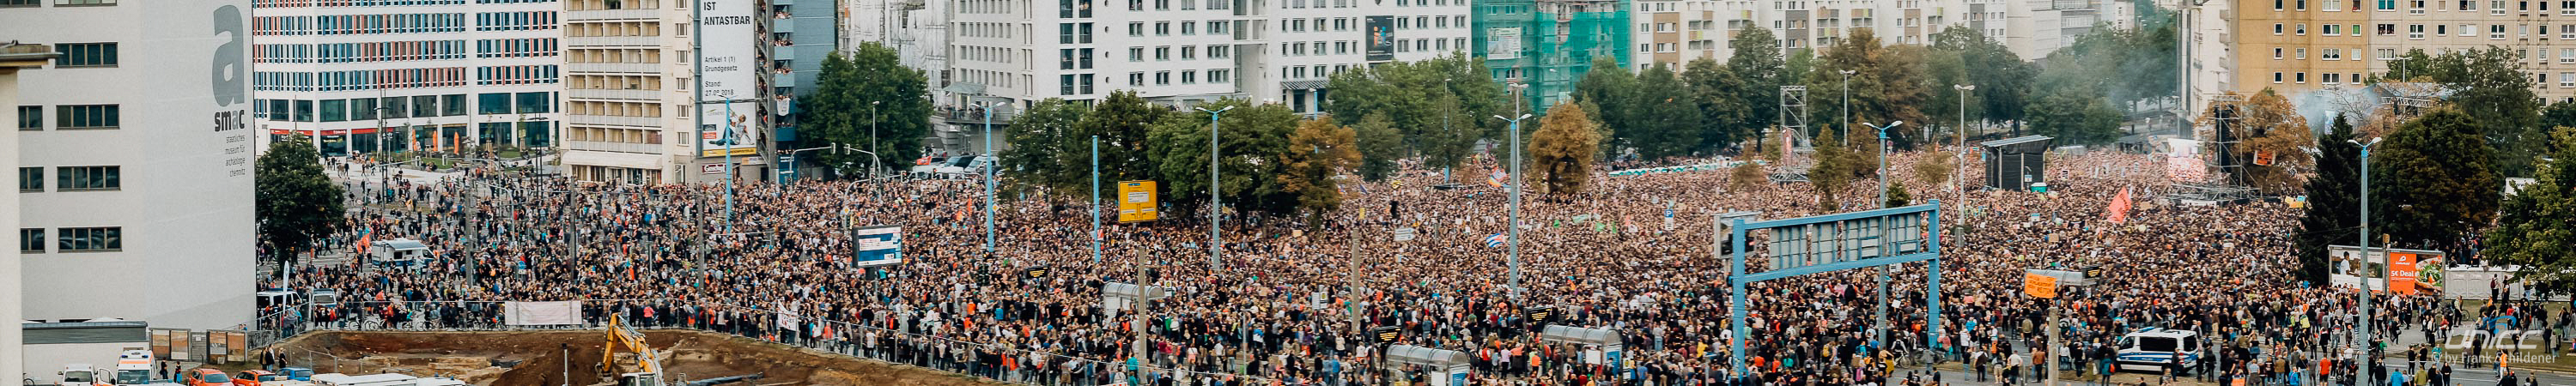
[1118,181,1158,222]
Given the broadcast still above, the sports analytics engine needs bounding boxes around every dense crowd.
[269,147,2554,386]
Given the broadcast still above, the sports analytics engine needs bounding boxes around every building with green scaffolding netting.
[1473,0,1631,112]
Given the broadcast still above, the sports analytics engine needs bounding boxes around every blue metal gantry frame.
[1726,200,1943,375]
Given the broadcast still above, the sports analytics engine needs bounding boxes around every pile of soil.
[265,330,1003,386]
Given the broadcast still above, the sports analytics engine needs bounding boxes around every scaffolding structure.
[1474,0,1631,111]
[2164,93,2257,204]
[1771,86,1814,183]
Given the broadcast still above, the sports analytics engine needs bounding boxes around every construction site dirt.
[262,330,1006,386]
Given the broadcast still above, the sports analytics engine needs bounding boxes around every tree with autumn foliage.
[2198,89,2315,193]
[1280,117,1362,224]
[1529,103,1602,195]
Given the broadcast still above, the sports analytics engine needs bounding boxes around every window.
[1155,71,1171,85]
[442,94,465,116]
[53,43,117,67]
[18,229,40,254]
[56,0,114,5]
[55,166,118,191]
[2274,72,2285,83]
[17,167,39,192]
[2379,23,2397,35]
[2561,72,2573,87]
[1182,70,1196,84]
[516,92,553,113]
[2275,47,2286,59]
[54,105,118,130]
[1156,21,1170,35]
[2492,24,2507,39]
[2296,24,2307,34]
[1129,72,1145,86]
[2410,24,2426,39]
[1129,47,1145,62]
[2325,24,2341,35]
[1130,21,1145,36]
[1181,45,1196,59]
[1182,21,1196,35]
[320,100,347,122]
[481,93,513,114]
[1210,69,1230,82]
[2324,73,2342,83]
[1211,21,1230,34]
[2324,48,2342,59]
[2296,48,2307,59]
[15,106,38,130]
[0,0,33,7]
[1156,46,1170,60]
[2296,72,2308,82]
[57,227,119,252]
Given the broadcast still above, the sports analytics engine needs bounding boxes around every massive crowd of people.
[268,147,2555,386]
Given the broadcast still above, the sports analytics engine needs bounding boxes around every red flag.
[2104,186,2134,224]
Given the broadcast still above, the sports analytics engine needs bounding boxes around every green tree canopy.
[1320,54,1507,171]
[801,43,932,178]
[2483,127,2576,294]
[999,99,1090,198]
[1280,117,1362,223]
[257,135,349,262]
[1148,100,1301,219]
[2385,47,2545,177]
[1529,102,1602,195]
[2372,106,2502,251]
[2294,115,2364,284]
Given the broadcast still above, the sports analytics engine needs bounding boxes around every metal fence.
[246,299,1309,386]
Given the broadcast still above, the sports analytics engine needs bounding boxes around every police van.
[2114,328,2202,373]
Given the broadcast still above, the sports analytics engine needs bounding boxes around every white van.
[2114,328,2202,373]
[308,373,418,386]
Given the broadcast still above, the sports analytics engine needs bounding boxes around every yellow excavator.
[601,314,665,386]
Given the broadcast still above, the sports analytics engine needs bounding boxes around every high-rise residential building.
[2,40,56,386]
[769,0,836,181]
[560,0,773,184]
[1644,0,2033,73]
[248,0,566,156]
[938,0,1469,111]
[2233,0,2576,104]
[1476,0,1631,108]
[3,0,259,377]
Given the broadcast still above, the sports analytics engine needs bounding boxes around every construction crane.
[601,314,666,386]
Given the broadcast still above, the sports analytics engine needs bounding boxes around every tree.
[1809,127,1856,207]
[1280,117,1362,224]
[1147,100,1301,218]
[1931,26,2031,135]
[1802,29,1929,149]
[2483,127,2576,294]
[1321,54,1509,172]
[1727,27,1788,151]
[1528,103,1602,195]
[1352,112,1403,182]
[1076,90,1169,200]
[2385,47,2546,177]
[1631,64,1701,159]
[802,43,932,178]
[1685,58,1752,154]
[2294,115,2364,285]
[1884,185,1913,208]
[1912,153,1954,188]
[1574,57,1641,155]
[2373,107,2503,252]
[999,99,1090,197]
[1731,161,1765,191]
[2202,89,2314,193]
[257,135,349,268]
[2025,72,2124,145]
[2543,100,2576,137]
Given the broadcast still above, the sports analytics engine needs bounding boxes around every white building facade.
[249,0,567,156]
[3,0,259,375]
[939,0,1468,111]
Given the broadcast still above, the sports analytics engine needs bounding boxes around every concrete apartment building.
[2234,0,2576,104]
[559,0,773,184]
[1625,0,2099,74]
[938,0,1468,111]
[247,0,566,156]
[3,0,259,377]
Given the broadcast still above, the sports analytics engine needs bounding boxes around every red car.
[175,369,233,386]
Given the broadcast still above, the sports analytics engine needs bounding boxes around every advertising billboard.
[2329,245,2445,294]
[1486,27,1523,60]
[853,226,904,267]
[698,0,762,157]
[1118,180,1159,222]
[1366,15,1395,61]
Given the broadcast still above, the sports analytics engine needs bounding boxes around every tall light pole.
[869,100,881,180]
[976,101,997,256]
[1493,112,1533,299]
[1839,69,1857,146]
[1862,120,1902,348]
[2352,136,2383,370]
[1953,85,1975,195]
[1197,106,1234,269]
[1092,135,1102,264]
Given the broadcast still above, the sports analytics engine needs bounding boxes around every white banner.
[698,0,760,157]
[1486,27,1522,61]
[505,301,582,325]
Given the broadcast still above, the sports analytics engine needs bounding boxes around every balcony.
[568,87,666,100]
[568,114,665,128]
[566,140,665,154]
[567,36,661,47]
[772,16,794,31]
[773,72,795,86]
[567,62,663,74]
[568,9,661,21]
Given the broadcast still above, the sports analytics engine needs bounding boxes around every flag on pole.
[1483,233,1509,248]
[2104,186,2135,224]
[1486,169,1505,188]
[351,228,374,254]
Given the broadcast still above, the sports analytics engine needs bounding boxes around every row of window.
[252,67,476,92]
[476,64,562,86]
[18,227,122,253]
[15,105,119,130]
[254,40,471,63]
[474,11,559,32]
[0,0,117,7]
[2282,0,2576,12]
[1123,20,1234,37]
[1277,38,1464,56]
[252,14,469,36]
[1121,45,1233,63]
[478,38,561,58]
[256,94,477,122]
[1116,69,1230,89]
[2282,22,2576,40]
[251,0,466,8]
[17,166,120,192]
[476,92,560,115]
[1120,0,1229,11]
[54,43,116,67]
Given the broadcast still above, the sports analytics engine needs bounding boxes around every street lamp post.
[2352,136,2384,373]
[869,100,881,180]
[1197,106,1235,269]
[976,101,997,256]
[1953,85,1974,196]
[1839,69,1857,147]
[1861,120,1902,348]
[1493,112,1533,298]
